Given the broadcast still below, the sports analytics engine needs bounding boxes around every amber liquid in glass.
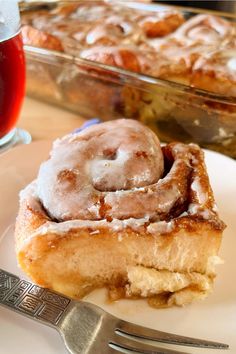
[0,32,25,139]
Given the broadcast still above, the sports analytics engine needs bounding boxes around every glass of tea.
[0,0,31,150]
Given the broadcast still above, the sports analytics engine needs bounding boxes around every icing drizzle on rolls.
[36,119,212,224]
[173,14,235,45]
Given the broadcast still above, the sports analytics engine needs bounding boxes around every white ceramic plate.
[0,141,236,354]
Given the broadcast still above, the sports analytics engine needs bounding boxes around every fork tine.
[110,332,189,354]
[117,320,229,350]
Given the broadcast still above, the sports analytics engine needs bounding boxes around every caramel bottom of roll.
[16,199,222,308]
[109,266,213,308]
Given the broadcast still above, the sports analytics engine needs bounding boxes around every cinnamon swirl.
[173,13,235,46]
[15,119,225,307]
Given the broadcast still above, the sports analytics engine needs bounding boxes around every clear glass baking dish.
[22,1,236,158]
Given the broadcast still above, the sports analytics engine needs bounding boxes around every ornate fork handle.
[0,269,229,354]
[0,268,71,328]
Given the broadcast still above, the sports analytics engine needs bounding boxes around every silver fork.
[0,269,229,354]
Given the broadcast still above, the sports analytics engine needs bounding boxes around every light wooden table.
[18,97,86,141]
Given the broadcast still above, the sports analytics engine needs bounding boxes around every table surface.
[18,97,86,142]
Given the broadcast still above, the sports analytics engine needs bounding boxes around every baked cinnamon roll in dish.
[15,119,225,308]
[21,1,236,100]
[21,25,64,52]
[80,46,156,74]
[191,48,236,97]
[172,13,235,46]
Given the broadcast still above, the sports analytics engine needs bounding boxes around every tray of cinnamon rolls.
[21,1,236,157]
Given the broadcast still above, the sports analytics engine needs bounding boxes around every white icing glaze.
[105,16,133,35]
[20,181,44,214]
[89,230,100,235]
[212,203,218,213]
[191,176,207,204]
[86,26,105,45]
[188,203,214,220]
[176,211,188,218]
[23,217,150,245]
[147,221,173,234]
[19,180,37,201]
[228,57,236,71]
[174,14,235,45]
[85,24,123,45]
[188,203,199,215]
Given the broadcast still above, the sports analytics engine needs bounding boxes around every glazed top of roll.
[35,119,222,227]
[37,119,164,221]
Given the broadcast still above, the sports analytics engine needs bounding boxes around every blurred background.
[153,1,236,13]
[19,0,236,14]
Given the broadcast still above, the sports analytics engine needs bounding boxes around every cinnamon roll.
[15,119,225,307]
[149,14,236,86]
[173,13,235,47]
[191,48,236,97]
[80,46,155,74]
[148,39,201,85]
[21,25,64,52]
[138,11,185,38]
